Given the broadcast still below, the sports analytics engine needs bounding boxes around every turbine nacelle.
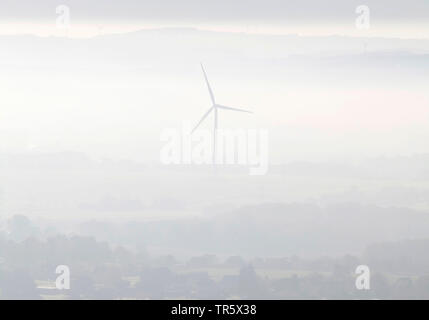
[192,64,252,134]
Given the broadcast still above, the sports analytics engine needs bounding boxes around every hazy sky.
[0,0,428,38]
[0,0,427,21]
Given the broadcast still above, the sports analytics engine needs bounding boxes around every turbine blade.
[216,104,253,114]
[192,107,214,133]
[201,63,215,105]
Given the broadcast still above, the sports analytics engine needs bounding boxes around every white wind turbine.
[192,63,252,165]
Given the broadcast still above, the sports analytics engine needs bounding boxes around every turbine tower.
[192,63,252,165]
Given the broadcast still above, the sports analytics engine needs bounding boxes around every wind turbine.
[192,63,252,165]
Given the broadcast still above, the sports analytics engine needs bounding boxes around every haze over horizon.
[1,26,428,163]
[1,0,429,301]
